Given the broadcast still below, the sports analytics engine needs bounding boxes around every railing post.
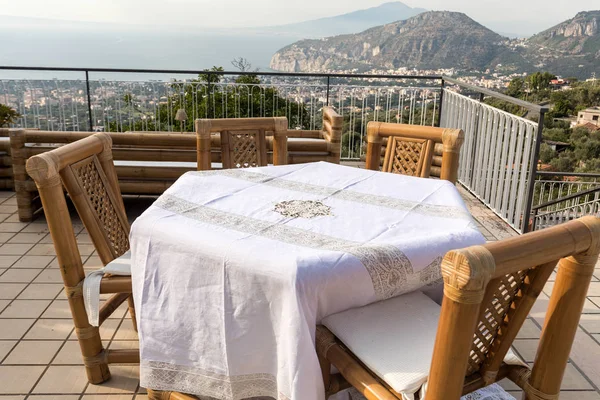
[85,70,93,132]
[326,76,330,107]
[436,78,444,127]
[522,110,546,233]
[207,78,212,119]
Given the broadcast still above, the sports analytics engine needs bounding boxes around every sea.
[0,28,299,81]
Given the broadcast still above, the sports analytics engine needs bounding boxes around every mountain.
[525,11,600,77]
[260,2,426,39]
[270,11,530,73]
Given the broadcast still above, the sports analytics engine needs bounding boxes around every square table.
[130,161,485,400]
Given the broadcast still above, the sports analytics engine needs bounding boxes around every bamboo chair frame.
[316,216,600,400]
[196,117,289,170]
[365,122,464,183]
[25,133,139,384]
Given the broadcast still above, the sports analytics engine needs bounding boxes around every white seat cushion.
[322,291,524,400]
[323,291,440,398]
[83,250,131,326]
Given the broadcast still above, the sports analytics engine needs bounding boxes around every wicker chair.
[25,133,138,384]
[195,117,289,170]
[316,216,600,400]
[365,122,464,183]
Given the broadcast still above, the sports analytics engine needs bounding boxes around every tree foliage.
[0,104,21,127]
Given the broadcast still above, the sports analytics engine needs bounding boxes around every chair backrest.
[196,117,288,170]
[25,133,130,266]
[366,122,464,183]
[427,216,600,399]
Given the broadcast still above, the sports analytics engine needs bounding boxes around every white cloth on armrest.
[83,250,132,326]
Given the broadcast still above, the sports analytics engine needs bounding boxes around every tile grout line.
[529,317,600,395]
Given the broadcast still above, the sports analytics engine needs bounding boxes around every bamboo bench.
[0,128,14,190]
[11,110,342,222]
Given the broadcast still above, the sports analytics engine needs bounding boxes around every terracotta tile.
[33,365,88,393]
[77,233,93,244]
[3,214,24,223]
[0,319,35,339]
[0,299,9,312]
[52,340,84,365]
[580,314,600,333]
[39,234,55,244]
[568,328,600,388]
[26,243,56,256]
[590,296,600,309]
[587,282,600,296]
[84,255,103,268]
[516,319,540,339]
[25,319,74,340]
[7,232,46,244]
[0,299,52,318]
[41,300,72,319]
[17,283,63,300]
[0,268,42,283]
[85,365,139,394]
[0,340,16,360]
[0,232,16,243]
[108,340,138,351]
[32,269,63,284]
[11,255,54,269]
[561,363,594,390]
[82,396,134,400]
[113,321,138,341]
[0,365,46,394]
[497,377,520,391]
[583,299,600,314]
[3,340,62,364]
[20,223,49,234]
[0,283,27,299]
[0,243,34,255]
[29,396,80,400]
[512,339,539,363]
[0,255,20,267]
[557,391,600,400]
[0,223,27,233]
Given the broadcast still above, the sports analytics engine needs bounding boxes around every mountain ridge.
[270,10,600,78]
[270,11,529,73]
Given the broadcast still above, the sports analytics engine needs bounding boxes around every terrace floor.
[0,186,598,400]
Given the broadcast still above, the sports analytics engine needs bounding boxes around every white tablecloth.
[130,162,485,400]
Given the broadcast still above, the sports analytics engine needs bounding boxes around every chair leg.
[147,389,198,400]
[127,295,138,332]
[524,253,597,400]
[68,293,111,383]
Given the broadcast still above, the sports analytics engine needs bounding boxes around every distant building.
[543,140,570,153]
[550,78,570,90]
[576,107,600,127]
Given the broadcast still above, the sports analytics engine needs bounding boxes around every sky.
[0,0,598,35]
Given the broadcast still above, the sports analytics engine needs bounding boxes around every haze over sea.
[0,28,296,80]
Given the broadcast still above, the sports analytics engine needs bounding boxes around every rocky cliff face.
[525,11,600,78]
[270,11,529,73]
[529,11,599,52]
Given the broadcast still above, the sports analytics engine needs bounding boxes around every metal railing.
[0,66,442,160]
[532,185,600,230]
[1,66,563,234]
[534,171,600,208]
[440,77,548,233]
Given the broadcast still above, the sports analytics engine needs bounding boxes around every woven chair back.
[26,133,129,265]
[196,117,289,170]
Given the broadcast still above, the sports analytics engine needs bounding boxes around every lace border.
[141,361,289,400]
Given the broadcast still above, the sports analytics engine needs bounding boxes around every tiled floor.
[0,188,598,400]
